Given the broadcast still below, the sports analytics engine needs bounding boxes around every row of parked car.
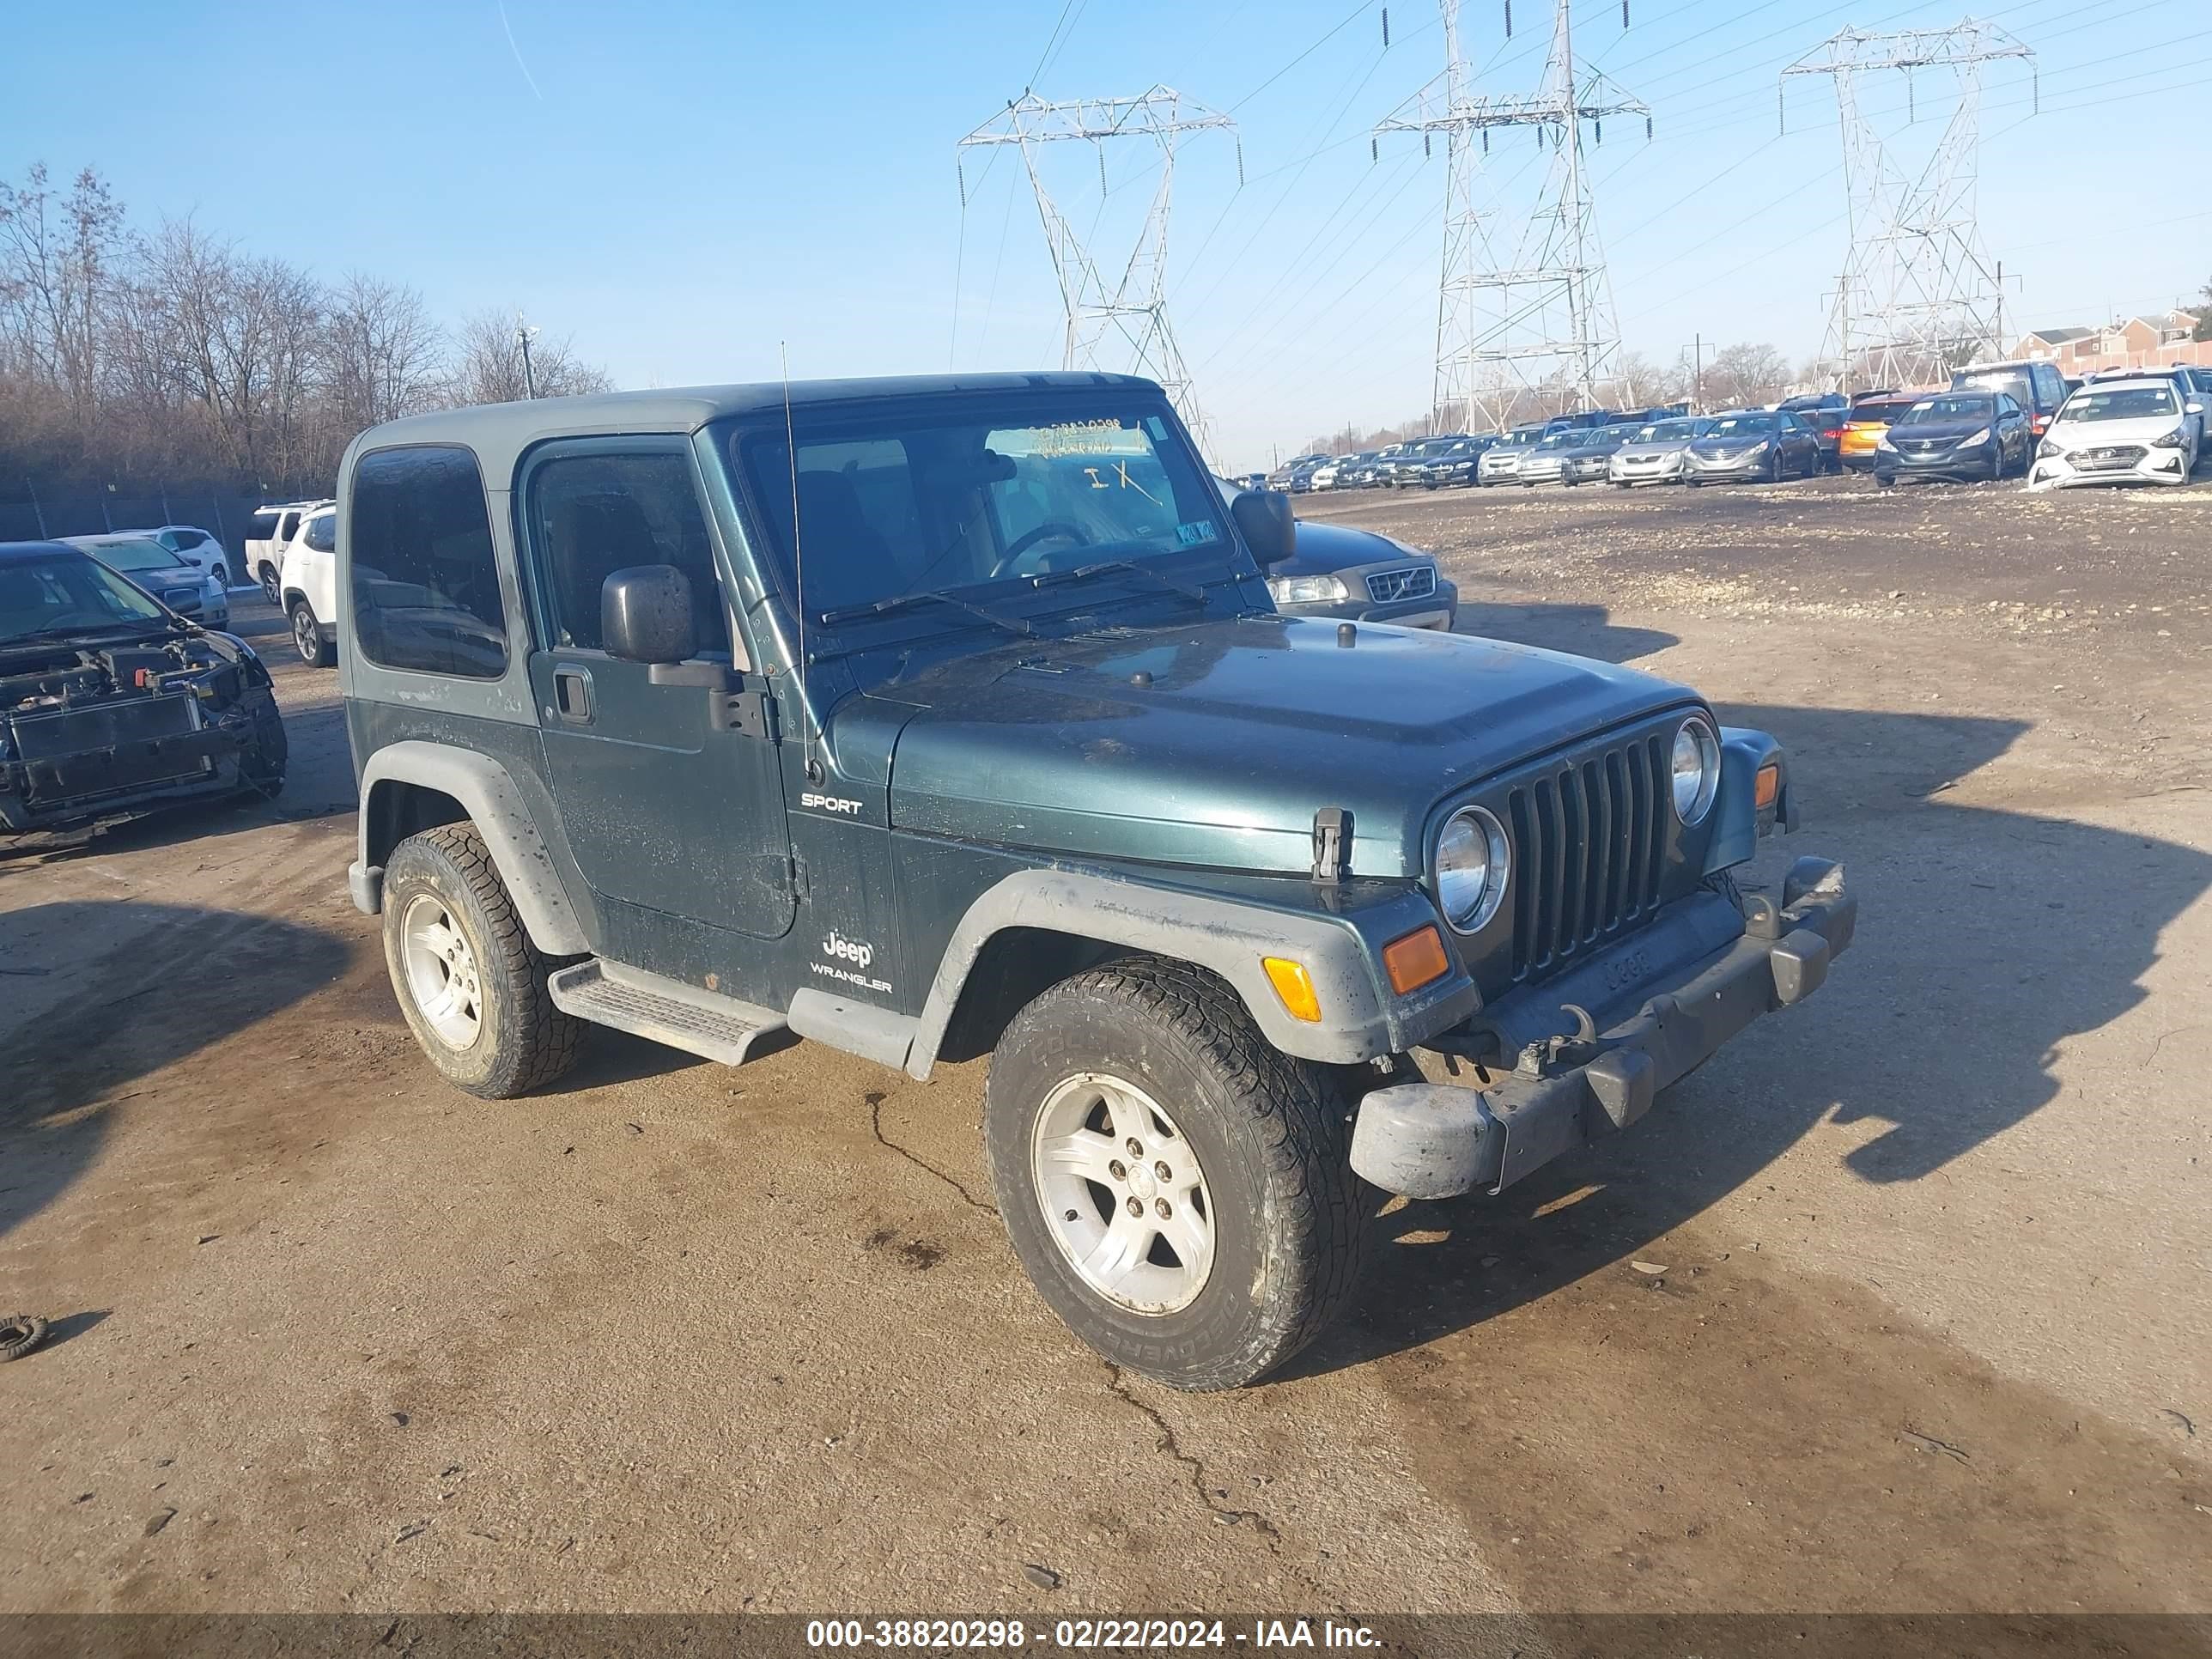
[1265,358,2211,496]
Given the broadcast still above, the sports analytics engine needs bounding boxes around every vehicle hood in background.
[868,615,1693,877]
[1267,520,1428,579]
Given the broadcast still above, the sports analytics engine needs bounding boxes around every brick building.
[2014,311,2209,376]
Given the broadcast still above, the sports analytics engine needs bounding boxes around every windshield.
[1534,431,1578,452]
[0,551,170,643]
[76,537,182,574]
[1630,419,1701,442]
[732,398,1237,623]
[1956,369,2033,406]
[1899,395,1996,425]
[1502,428,1542,448]
[1704,414,1777,437]
[2059,386,2181,422]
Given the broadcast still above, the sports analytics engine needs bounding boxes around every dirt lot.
[3,472,2209,1629]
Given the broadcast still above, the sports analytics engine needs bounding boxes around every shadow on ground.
[1288,701,2212,1377]
[1454,599,1678,665]
[0,900,349,1241]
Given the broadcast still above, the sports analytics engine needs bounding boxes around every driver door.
[517,437,795,961]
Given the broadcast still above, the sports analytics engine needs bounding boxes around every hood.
[866,615,1695,877]
[1269,520,1424,579]
[1887,417,1996,444]
[1689,430,1773,452]
[1618,439,1692,460]
[2049,416,2184,447]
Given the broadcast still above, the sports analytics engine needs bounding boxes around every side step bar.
[547,959,787,1066]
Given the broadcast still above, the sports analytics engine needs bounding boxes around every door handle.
[554,665,593,724]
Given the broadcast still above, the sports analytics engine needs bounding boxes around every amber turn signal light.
[1755,763,1781,810]
[1382,926,1451,995]
[1262,957,1322,1023]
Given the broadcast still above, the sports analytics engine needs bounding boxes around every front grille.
[2078,445,2146,470]
[1366,565,1437,604]
[1503,731,1670,982]
[9,691,200,760]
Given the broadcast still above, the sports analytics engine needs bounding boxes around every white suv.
[279,504,339,665]
[247,500,331,605]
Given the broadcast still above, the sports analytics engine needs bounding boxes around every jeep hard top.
[339,372,1854,1389]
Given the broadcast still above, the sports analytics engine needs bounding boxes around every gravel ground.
[2,473,2208,1623]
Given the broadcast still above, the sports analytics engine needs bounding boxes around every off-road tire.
[289,598,335,667]
[381,823,583,1098]
[983,957,1372,1391]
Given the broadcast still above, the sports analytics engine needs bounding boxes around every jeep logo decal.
[800,791,864,817]
[822,930,874,969]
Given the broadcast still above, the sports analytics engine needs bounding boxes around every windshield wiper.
[817,588,1033,638]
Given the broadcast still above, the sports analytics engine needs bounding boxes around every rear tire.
[381,823,584,1098]
[259,563,281,606]
[289,597,335,667]
[983,958,1371,1391]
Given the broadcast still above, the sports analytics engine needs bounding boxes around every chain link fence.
[0,477,325,568]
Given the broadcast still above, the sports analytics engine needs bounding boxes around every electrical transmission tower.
[1782,21,2036,392]
[1376,0,1647,434]
[957,88,1237,440]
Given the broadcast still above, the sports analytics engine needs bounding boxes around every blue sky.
[6,0,2209,468]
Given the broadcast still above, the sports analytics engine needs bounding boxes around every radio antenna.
[780,341,820,783]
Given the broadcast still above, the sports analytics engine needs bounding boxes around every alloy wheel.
[1031,1072,1215,1315]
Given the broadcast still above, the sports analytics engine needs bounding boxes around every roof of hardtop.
[351,371,1165,461]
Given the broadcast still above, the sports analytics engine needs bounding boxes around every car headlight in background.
[1957,427,1990,447]
[1672,715,1721,824]
[1875,434,1897,452]
[2151,427,2191,450]
[1435,805,1510,933]
[2038,439,2065,459]
[1267,574,1349,604]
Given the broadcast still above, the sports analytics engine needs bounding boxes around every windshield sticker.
[1026,420,1143,458]
[1175,519,1216,547]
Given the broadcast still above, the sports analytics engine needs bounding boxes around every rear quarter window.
[348,445,509,678]
[248,510,280,541]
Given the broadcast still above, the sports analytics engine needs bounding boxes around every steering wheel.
[991,520,1092,578]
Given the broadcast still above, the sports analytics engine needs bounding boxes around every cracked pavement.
[3,476,2209,1615]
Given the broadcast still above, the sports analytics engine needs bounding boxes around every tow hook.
[1516,1002,1603,1079]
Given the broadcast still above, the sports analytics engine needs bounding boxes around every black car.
[1261,517,1458,630]
[1951,359,2069,441]
[1559,427,1634,485]
[1778,392,1849,473]
[1681,410,1824,484]
[1414,434,1495,488]
[0,541,287,832]
[1873,390,2033,485]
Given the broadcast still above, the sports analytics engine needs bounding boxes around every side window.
[169,528,207,550]
[349,445,508,678]
[277,512,299,543]
[525,448,726,653]
[301,513,336,554]
[2034,363,2063,407]
[248,510,280,542]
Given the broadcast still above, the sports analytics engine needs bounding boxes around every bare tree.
[2197,280,2210,341]
[0,162,126,422]
[1702,342,1792,410]
[451,309,613,406]
[324,272,444,436]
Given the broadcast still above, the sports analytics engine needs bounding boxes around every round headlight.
[1672,715,1721,824]
[1436,805,1510,933]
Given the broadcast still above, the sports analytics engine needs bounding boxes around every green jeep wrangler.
[339,374,1853,1390]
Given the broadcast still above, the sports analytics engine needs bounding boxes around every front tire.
[380,823,583,1098]
[289,597,336,667]
[984,959,1370,1391]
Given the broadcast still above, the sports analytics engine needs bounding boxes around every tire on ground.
[290,598,335,667]
[983,957,1373,1391]
[380,823,583,1098]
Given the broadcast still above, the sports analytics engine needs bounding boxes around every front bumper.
[1875,447,2001,483]
[1609,456,1683,484]
[1518,464,1565,485]
[2027,447,2191,489]
[1350,858,1855,1199]
[1682,451,1771,481]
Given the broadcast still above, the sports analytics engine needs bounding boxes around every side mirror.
[602,564,696,665]
[2188,402,2205,416]
[1231,488,1297,567]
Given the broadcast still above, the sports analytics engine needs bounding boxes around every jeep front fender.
[906,866,1478,1080]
